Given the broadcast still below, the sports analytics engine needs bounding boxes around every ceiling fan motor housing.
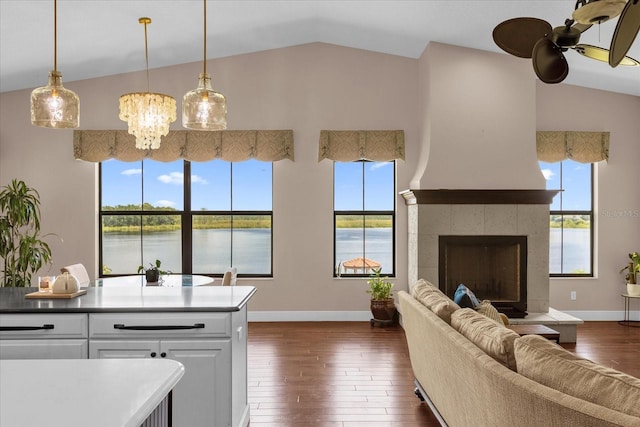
[552,25,581,48]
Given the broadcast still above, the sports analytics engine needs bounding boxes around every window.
[100,159,272,277]
[334,160,395,277]
[539,159,593,276]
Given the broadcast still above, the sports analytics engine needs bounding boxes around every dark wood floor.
[247,321,639,426]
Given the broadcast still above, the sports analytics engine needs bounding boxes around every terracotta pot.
[370,298,397,321]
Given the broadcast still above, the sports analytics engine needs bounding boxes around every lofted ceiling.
[1,0,638,95]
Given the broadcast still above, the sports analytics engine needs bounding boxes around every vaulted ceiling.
[1,1,638,95]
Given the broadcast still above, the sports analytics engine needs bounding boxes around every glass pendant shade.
[119,92,177,150]
[31,70,80,128]
[183,73,227,130]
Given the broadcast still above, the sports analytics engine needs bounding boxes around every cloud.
[158,172,184,185]
[191,175,208,185]
[369,162,391,171]
[122,168,142,176]
[155,200,176,208]
[541,168,555,180]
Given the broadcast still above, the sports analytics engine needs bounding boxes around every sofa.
[399,280,640,427]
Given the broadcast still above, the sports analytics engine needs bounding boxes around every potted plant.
[0,179,55,287]
[620,252,640,296]
[138,259,170,283]
[367,268,397,326]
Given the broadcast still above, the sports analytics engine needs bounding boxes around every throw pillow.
[411,279,460,324]
[476,300,505,325]
[515,335,640,418]
[453,283,481,309]
[451,308,519,370]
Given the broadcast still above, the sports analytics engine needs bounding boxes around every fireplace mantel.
[400,189,559,205]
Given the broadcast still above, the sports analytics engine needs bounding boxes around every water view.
[103,227,589,276]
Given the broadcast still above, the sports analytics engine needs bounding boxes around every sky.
[539,160,592,211]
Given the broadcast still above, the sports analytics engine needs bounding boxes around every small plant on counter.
[137,259,170,282]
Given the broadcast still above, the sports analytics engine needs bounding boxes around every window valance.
[73,130,294,163]
[318,130,405,162]
[536,131,609,163]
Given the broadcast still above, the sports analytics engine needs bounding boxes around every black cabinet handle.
[113,323,205,331]
[0,324,54,331]
[150,352,157,358]
[160,352,167,358]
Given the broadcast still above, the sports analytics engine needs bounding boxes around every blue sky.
[539,160,591,211]
[101,159,273,211]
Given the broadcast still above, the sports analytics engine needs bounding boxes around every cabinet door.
[162,340,231,427]
[89,340,159,359]
[0,339,87,360]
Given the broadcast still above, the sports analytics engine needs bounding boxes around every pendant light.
[182,0,227,130]
[119,17,177,150]
[30,0,79,129]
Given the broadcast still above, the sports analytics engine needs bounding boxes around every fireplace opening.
[439,235,527,318]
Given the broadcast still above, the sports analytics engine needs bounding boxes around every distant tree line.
[550,215,590,229]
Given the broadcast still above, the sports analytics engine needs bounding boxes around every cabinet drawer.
[89,312,231,339]
[0,339,87,360]
[0,314,88,339]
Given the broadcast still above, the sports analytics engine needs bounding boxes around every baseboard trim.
[248,311,371,322]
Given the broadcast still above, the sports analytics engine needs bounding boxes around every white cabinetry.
[0,313,88,359]
[89,310,247,427]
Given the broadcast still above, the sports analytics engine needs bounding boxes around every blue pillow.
[453,284,481,309]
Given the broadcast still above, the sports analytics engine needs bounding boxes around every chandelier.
[182,0,227,130]
[119,17,176,150]
[31,0,79,129]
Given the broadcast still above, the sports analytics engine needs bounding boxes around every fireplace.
[439,235,527,317]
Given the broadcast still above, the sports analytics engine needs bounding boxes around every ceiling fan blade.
[574,44,640,66]
[610,0,640,67]
[572,0,626,24]
[532,38,569,84]
[493,17,552,58]
[572,22,593,34]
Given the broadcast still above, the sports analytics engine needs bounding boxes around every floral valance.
[536,131,609,163]
[73,130,294,163]
[318,130,405,162]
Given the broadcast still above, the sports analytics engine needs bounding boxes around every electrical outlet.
[570,291,577,301]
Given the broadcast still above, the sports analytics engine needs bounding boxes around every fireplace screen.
[439,235,527,316]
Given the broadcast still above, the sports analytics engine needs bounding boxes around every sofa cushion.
[515,334,640,417]
[453,283,481,309]
[411,279,460,324]
[476,300,504,324]
[451,308,518,370]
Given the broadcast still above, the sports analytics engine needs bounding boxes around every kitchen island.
[0,358,184,427]
[0,285,256,427]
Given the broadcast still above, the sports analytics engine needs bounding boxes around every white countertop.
[0,358,184,427]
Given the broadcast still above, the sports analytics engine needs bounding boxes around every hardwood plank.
[248,321,638,426]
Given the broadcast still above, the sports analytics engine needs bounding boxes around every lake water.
[103,227,588,275]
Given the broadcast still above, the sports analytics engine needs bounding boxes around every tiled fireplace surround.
[401,189,582,342]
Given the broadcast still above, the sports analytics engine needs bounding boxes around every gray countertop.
[0,286,256,313]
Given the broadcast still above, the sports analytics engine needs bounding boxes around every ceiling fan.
[492,0,640,84]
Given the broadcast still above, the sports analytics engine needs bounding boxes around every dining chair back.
[221,267,237,286]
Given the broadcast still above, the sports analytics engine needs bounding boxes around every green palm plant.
[0,179,54,287]
[367,268,393,300]
[620,252,640,284]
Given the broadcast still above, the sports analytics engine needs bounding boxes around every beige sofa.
[399,280,640,427]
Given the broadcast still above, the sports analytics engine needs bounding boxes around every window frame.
[545,160,595,278]
[98,160,273,278]
[333,160,396,278]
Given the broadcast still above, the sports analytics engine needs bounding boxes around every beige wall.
[537,83,640,318]
[1,42,637,320]
[0,43,419,319]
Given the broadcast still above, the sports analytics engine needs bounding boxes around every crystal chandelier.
[119,17,176,150]
[182,0,227,130]
[31,0,79,129]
